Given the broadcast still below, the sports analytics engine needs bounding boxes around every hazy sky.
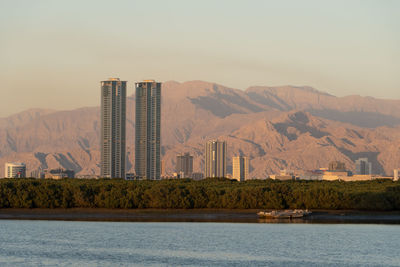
[0,0,399,117]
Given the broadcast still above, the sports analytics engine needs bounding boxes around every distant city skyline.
[1,1,399,117]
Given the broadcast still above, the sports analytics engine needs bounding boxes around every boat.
[257,209,312,219]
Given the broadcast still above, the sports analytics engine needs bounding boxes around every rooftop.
[5,162,26,166]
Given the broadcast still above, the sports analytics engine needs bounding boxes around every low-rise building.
[322,174,372,181]
[355,158,372,175]
[269,174,296,181]
[44,168,75,179]
[329,161,346,171]
[394,169,399,181]
[75,174,100,179]
[295,170,322,181]
[281,168,378,182]
[191,172,204,180]
[176,153,193,178]
[172,172,185,179]
[161,175,178,180]
[5,163,26,178]
[125,173,142,180]
[30,168,44,178]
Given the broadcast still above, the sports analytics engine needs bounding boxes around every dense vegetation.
[0,178,399,210]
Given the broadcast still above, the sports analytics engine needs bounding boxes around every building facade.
[100,78,126,178]
[135,80,161,180]
[176,153,193,178]
[44,168,75,179]
[5,162,26,178]
[232,156,249,182]
[161,160,165,177]
[394,169,399,181]
[205,140,227,178]
[30,168,44,179]
[328,161,346,171]
[191,172,204,180]
[355,158,372,175]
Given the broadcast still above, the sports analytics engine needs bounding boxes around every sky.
[0,0,399,117]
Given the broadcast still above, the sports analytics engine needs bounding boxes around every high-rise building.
[135,80,161,180]
[355,158,372,175]
[5,162,26,178]
[232,156,249,182]
[176,153,193,178]
[205,140,227,178]
[100,78,126,178]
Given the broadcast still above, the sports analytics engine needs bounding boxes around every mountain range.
[1,80,400,177]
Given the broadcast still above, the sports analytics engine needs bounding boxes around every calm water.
[0,220,399,266]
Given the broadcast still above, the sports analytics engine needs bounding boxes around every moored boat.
[257,209,312,219]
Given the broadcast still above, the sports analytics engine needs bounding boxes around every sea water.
[0,220,399,266]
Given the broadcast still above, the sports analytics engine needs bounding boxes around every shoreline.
[1,208,400,224]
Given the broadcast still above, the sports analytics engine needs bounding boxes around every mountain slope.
[246,86,400,127]
[1,80,400,177]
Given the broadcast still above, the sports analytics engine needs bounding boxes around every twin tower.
[100,78,161,179]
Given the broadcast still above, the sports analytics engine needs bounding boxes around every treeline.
[0,178,400,210]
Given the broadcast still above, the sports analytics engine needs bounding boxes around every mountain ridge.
[1,80,400,177]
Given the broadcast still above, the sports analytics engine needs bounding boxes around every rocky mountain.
[1,80,400,177]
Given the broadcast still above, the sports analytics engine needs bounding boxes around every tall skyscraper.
[100,78,126,178]
[176,153,193,178]
[355,158,372,175]
[232,156,249,182]
[205,140,227,178]
[135,80,161,180]
[5,162,26,178]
